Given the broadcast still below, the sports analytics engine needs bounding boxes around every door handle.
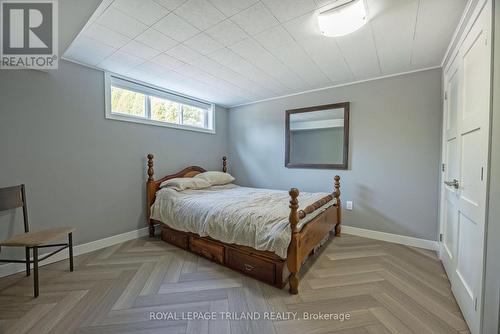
[444,179,459,189]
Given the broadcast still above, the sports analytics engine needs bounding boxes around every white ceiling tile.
[174,0,225,30]
[284,12,353,83]
[151,53,186,69]
[230,38,306,91]
[183,32,223,55]
[335,24,382,79]
[208,0,258,17]
[255,25,331,88]
[150,71,211,98]
[369,0,419,74]
[64,36,116,66]
[193,56,265,98]
[411,0,467,68]
[65,0,467,106]
[254,25,294,53]
[176,64,221,86]
[166,44,202,62]
[96,6,148,39]
[153,13,200,42]
[229,81,267,99]
[83,23,131,49]
[260,0,317,22]
[99,51,145,72]
[193,55,241,82]
[162,76,231,104]
[135,61,172,76]
[135,28,178,52]
[125,68,159,84]
[99,60,132,75]
[112,0,170,25]
[87,0,114,25]
[231,2,279,36]
[121,40,162,59]
[153,0,188,11]
[208,48,286,93]
[103,51,145,67]
[206,20,248,46]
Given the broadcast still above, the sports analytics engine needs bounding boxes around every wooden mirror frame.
[285,102,350,170]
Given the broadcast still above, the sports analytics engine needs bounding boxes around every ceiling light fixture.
[318,0,368,37]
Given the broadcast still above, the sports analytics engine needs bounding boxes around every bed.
[146,154,341,294]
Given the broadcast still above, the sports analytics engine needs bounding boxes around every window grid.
[106,74,214,134]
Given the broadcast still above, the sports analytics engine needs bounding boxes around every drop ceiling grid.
[281,11,356,84]
[202,0,327,96]
[103,1,275,103]
[94,1,265,105]
[67,0,331,103]
[63,0,468,107]
[273,2,356,87]
[411,0,467,69]
[248,2,334,90]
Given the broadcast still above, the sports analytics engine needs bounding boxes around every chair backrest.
[0,185,29,232]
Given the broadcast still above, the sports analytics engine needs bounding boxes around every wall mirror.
[285,102,349,170]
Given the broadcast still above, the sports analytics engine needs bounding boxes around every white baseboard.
[0,225,438,278]
[0,227,150,278]
[342,226,439,251]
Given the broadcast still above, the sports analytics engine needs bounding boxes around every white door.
[440,2,491,333]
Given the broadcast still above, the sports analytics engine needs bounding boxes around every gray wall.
[0,59,228,260]
[482,1,500,332]
[290,127,344,165]
[228,69,442,241]
[0,0,228,263]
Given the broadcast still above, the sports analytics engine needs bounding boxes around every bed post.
[222,156,227,173]
[147,154,155,237]
[287,188,300,294]
[334,175,341,236]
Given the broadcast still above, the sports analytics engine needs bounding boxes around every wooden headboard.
[146,154,227,222]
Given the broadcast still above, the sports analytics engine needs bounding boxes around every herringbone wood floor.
[0,234,469,334]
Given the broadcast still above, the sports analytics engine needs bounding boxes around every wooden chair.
[0,185,75,297]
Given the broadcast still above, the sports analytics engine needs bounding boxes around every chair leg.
[33,247,39,298]
[25,247,30,277]
[68,233,74,272]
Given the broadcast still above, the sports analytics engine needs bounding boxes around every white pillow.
[195,171,235,186]
[160,177,211,191]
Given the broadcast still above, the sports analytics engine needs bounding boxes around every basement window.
[105,73,215,133]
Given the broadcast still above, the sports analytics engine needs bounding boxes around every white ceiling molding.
[229,65,441,108]
[63,0,468,107]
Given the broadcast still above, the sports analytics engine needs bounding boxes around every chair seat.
[0,227,75,247]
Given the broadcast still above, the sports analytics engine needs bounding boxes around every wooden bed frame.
[146,154,341,294]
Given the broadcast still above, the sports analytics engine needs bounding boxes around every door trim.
[439,1,493,333]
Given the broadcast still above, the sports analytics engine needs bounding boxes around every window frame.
[104,73,216,134]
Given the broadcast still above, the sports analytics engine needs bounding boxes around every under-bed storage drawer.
[189,237,224,264]
[161,226,188,249]
[227,249,275,284]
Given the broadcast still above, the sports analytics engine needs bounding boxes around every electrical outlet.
[346,201,353,211]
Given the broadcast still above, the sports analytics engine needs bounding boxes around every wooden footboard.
[287,176,341,294]
[146,154,341,294]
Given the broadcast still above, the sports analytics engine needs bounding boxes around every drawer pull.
[244,264,255,272]
[201,249,214,259]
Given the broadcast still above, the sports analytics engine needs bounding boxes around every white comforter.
[150,184,335,258]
